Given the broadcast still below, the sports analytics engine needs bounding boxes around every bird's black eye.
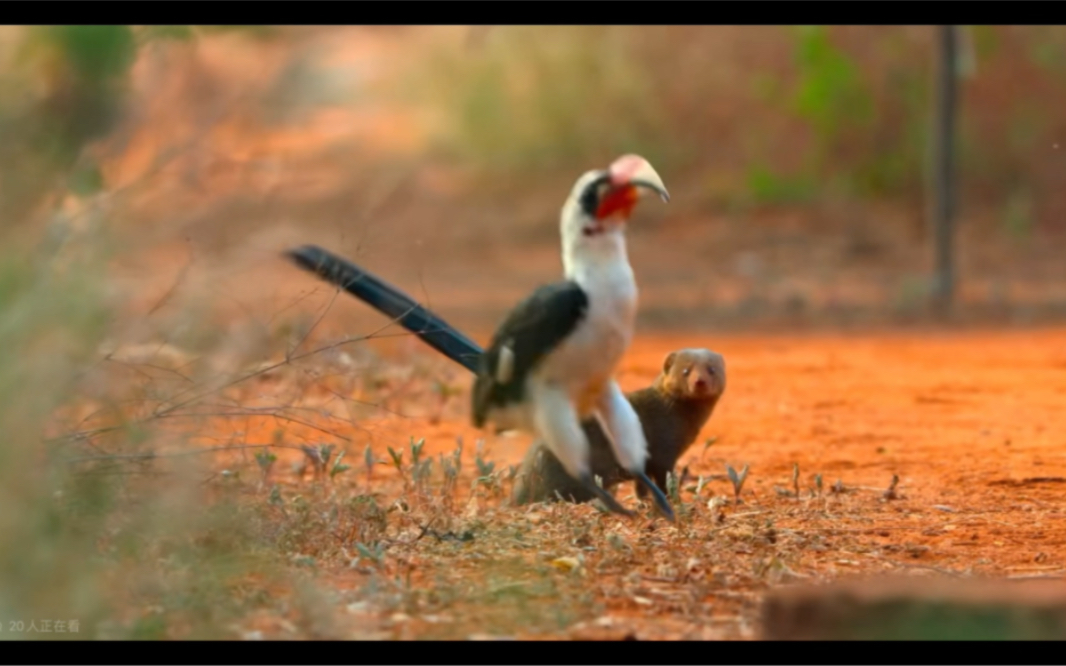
[578,174,611,217]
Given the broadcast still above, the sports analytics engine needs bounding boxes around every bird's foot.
[633,471,676,522]
[579,474,635,518]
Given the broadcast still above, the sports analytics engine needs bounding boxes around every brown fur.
[512,348,726,505]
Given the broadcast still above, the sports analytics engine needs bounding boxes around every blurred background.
[4,25,1066,340]
[3,25,1066,640]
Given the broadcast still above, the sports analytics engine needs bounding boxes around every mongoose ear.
[662,352,677,374]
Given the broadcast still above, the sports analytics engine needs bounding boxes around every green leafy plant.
[329,450,351,479]
[475,455,495,480]
[409,437,425,467]
[726,464,750,505]
[355,541,385,567]
[254,450,278,483]
[387,446,404,473]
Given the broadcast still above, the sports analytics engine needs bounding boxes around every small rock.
[346,601,371,614]
[550,556,581,573]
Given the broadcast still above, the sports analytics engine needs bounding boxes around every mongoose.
[512,348,726,506]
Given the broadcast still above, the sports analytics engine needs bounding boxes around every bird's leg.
[530,382,634,518]
[594,381,676,522]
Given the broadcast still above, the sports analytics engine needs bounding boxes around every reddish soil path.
[199,327,1066,639]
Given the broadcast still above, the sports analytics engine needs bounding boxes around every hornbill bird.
[286,155,673,520]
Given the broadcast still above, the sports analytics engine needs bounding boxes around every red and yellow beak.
[594,154,670,221]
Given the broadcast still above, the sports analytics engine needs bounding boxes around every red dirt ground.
[167,326,1066,639]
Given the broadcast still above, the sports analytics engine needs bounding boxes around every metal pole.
[931,25,958,314]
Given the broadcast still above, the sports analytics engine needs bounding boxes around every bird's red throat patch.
[594,184,639,221]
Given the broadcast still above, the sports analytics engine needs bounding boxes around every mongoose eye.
[682,367,691,376]
[706,365,716,376]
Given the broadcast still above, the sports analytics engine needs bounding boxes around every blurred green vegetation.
[0,225,113,633]
[0,26,277,226]
[0,26,132,223]
[749,26,926,205]
[791,26,875,158]
[5,25,1065,231]
[0,205,318,637]
[406,27,681,175]
[0,216,280,638]
[744,165,818,206]
[403,25,1066,233]
[0,26,300,639]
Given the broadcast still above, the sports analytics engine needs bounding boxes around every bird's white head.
[559,154,669,275]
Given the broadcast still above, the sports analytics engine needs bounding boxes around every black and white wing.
[472,280,589,427]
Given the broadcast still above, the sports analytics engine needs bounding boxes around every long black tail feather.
[285,244,483,373]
